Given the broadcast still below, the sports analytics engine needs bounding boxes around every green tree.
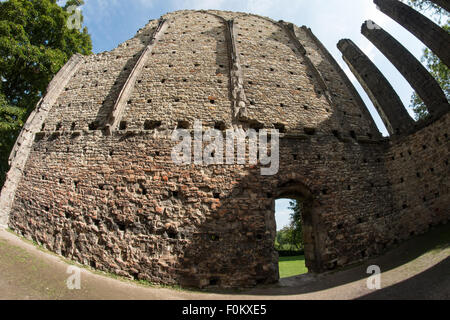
[0,0,92,186]
[407,0,449,120]
[274,200,304,251]
[288,200,303,249]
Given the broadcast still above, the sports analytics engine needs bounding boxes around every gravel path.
[0,224,448,300]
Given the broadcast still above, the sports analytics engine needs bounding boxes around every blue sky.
[59,0,440,230]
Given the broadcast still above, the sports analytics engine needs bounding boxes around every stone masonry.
[0,6,448,288]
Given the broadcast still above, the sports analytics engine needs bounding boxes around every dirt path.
[0,224,449,300]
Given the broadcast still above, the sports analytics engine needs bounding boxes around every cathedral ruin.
[0,0,448,288]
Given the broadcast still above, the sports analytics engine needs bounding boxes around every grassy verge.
[279,255,308,278]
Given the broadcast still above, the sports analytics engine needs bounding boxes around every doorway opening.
[275,198,308,278]
[272,180,321,279]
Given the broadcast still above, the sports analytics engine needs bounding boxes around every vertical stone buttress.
[0,54,84,227]
[299,25,381,139]
[373,0,450,67]
[279,22,334,108]
[105,19,168,132]
[337,39,413,135]
[226,19,249,121]
[362,21,449,117]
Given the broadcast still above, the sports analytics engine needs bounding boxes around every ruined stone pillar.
[337,39,413,136]
[106,19,168,132]
[362,20,449,117]
[428,0,450,14]
[226,19,249,121]
[373,0,450,67]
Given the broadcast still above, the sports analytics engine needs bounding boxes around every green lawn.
[278,255,308,278]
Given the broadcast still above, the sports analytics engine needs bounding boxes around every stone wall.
[2,9,449,288]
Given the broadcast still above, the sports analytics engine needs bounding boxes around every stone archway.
[273,180,323,274]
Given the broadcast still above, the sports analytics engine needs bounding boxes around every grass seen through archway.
[278,255,307,278]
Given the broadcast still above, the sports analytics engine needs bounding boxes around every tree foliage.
[275,200,304,251]
[0,0,92,187]
[407,0,449,120]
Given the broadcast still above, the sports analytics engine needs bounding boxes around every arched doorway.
[275,198,308,278]
[272,180,322,275]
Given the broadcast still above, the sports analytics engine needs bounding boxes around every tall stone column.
[373,0,450,67]
[337,39,413,136]
[362,20,449,117]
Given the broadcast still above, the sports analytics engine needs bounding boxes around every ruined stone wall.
[2,9,449,288]
[383,113,450,241]
[8,127,393,287]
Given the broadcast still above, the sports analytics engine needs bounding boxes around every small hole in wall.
[274,123,286,133]
[209,234,219,241]
[209,278,220,286]
[332,130,340,138]
[119,121,127,130]
[117,222,126,232]
[350,131,357,139]
[422,145,427,150]
[174,97,181,102]
[56,123,62,131]
[177,120,190,129]
[213,193,220,199]
[161,79,166,83]
[147,99,152,103]
[71,122,76,130]
[167,229,178,239]
[210,99,215,104]
[214,121,226,131]
[144,120,162,130]
[88,121,100,130]
[293,154,298,160]
[304,127,316,135]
